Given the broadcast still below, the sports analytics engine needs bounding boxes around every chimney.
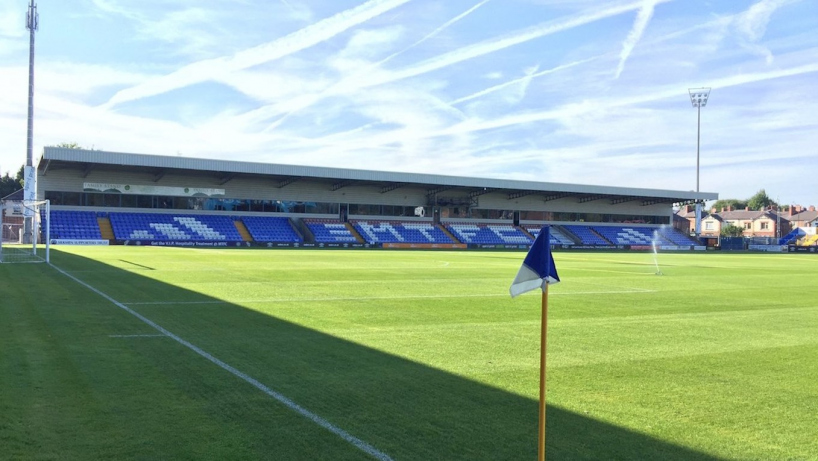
[728,206,733,212]
[810,206,816,212]
[745,206,750,211]
[684,205,692,214]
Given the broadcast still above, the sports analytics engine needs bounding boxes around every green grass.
[2,247,817,460]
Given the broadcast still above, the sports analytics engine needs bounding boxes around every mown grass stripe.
[122,289,656,305]
[50,263,394,461]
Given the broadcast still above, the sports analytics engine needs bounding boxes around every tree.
[747,189,774,211]
[0,166,24,199]
[711,199,746,212]
[721,224,745,237]
[56,142,83,149]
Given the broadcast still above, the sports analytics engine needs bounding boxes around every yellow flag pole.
[538,284,549,461]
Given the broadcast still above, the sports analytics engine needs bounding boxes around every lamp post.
[688,87,710,238]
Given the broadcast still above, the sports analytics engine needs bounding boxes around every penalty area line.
[49,263,393,461]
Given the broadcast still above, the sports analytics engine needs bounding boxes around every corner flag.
[510,226,559,298]
[510,226,560,461]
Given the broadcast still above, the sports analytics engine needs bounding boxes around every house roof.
[712,210,777,221]
[790,210,818,222]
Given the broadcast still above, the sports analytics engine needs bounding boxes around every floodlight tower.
[688,87,710,238]
[23,0,38,244]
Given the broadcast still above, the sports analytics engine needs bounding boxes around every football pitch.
[2,247,817,460]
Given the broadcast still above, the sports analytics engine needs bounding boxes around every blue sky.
[1,0,816,206]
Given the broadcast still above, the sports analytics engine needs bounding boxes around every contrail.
[261,0,492,131]
[259,0,663,130]
[102,0,412,108]
[615,0,660,79]
[450,57,600,105]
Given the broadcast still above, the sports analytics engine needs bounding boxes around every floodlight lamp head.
[688,87,711,108]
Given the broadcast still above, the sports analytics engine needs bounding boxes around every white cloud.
[331,26,407,72]
[0,0,26,39]
[731,0,794,64]
[278,0,314,23]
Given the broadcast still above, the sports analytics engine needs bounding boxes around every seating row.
[242,216,302,243]
[445,223,531,244]
[47,210,102,240]
[353,221,453,244]
[45,211,699,246]
[109,213,243,242]
[524,226,575,245]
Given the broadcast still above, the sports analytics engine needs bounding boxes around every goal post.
[0,199,50,263]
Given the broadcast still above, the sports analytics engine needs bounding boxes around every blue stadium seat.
[524,226,574,245]
[592,226,654,245]
[445,223,532,244]
[562,225,611,245]
[109,213,243,241]
[303,219,358,243]
[242,216,302,242]
[48,210,103,240]
[353,221,454,244]
[657,227,699,246]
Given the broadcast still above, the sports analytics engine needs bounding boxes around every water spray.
[652,229,663,276]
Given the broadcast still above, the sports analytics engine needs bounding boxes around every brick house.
[788,205,818,229]
[698,207,785,238]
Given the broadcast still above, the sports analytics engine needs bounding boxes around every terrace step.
[518,226,535,240]
[234,220,253,242]
[437,224,461,243]
[345,222,365,243]
[97,217,114,240]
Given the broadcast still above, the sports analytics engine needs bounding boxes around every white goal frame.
[0,199,50,263]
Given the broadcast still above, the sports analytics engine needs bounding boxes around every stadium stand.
[592,226,654,245]
[303,219,358,243]
[562,225,611,245]
[48,210,103,240]
[657,226,699,246]
[352,220,454,244]
[109,213,243,242]
[445,223,532,244]
[241,216,302,243]
[524,225,575,245]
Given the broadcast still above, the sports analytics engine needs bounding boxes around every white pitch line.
[50,263,393,461]
[122,289,656,306]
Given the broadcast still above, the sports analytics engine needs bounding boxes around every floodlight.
[688,87,711,108]
[687,87,712,237]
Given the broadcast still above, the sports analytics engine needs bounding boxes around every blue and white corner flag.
[510,226,560,298]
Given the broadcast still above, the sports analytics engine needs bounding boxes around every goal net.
[0,199,50,263]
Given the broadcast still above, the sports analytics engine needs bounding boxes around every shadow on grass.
[50,248,723,461]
